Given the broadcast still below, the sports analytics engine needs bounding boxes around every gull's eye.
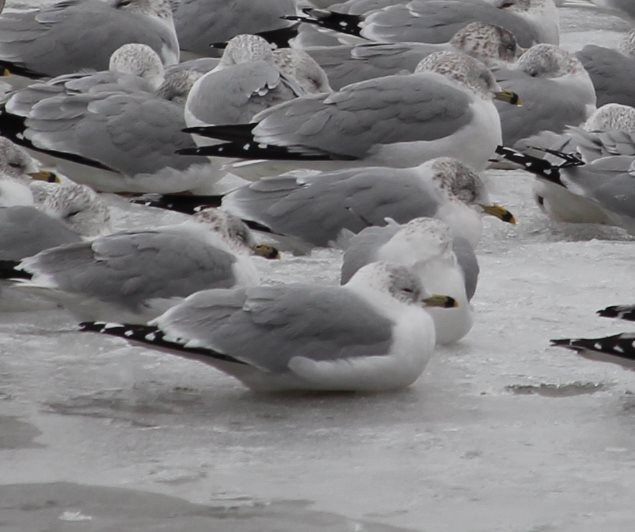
[66,210,82,217]
[499,1,514,8]
[8,161,22,169]
[402,287,414,294]
[116,0,132,8]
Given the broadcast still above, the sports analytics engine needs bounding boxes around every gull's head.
[449,22,519,66]
[112,0,173,21]
[219,34,275,67]
[427,157,516,224]
[193,207,280,258]
[619,29,635,57]
[382,218,453,266]
[348,262,458,309]
[516,44,584,78]
[0,137,39,180]
[584,104,635,131]
[416,51,520,104]
[273,48,332,94]
[38,182,111,237]
[109,43,165,90]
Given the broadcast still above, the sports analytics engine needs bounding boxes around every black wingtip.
[281,8,364,37]
[495,145,563,185]
[0,260,30,280]
[550,338,582,352]
[129,194,223,215]
[183,123,256,142]
[597,305,635,322]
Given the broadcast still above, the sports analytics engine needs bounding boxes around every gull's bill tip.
[494,90,522,106]
[422,295,458,309]
[480,204,517,225]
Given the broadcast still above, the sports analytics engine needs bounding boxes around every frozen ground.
[1,4,635,532]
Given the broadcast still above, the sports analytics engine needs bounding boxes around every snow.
[1,3,634,531]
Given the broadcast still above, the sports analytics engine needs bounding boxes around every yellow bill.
[480,203,517,224]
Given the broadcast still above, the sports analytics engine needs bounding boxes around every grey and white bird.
[79,262,457,393]
[340,218,478,345]
[222,157,516,249]
[0,0,179,79]
[286,0,560,48]
[305,22,520,90]
[13,209,279,323]
[180,52,521,178]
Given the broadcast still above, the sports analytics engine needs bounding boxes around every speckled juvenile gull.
[222,157,516,249]
[340,218,477,344]
[306,22,519,90]
[16,209,278,323]
[494,44,596,147]
[180,52,521,178]
[287,0,560,48]
[577,30,635,108]
[173,0,298,55]
[567,104,635,162]
[0,0,179,78]
[0,51,216,193]
[495,146,634,231]
[79,262,456,392]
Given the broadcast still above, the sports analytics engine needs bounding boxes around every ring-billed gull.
[13,209,279,323]
[576,30,635,108]
[180,52,521,178]
[306,22,520,90]
[494,44,596,147]
[222,157,516,249]
[286,0,560,47]
[0,0,179,78]
[0,51,215,193]
[495,145,633,231]
[79,262,457,392]
[173,0,298,55]
[340,218,477,344]
[551,304,635,369]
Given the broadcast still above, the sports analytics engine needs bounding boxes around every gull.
[222,157,516,249]
[13,209,279,323]
[340,218,478,344]
[0,0,179,79]
[285,0,560,48]
[305,22,520,90]
[79,262,457,393]
[495,145,634,231]
[494,44,596,147]
[180,52,521,178]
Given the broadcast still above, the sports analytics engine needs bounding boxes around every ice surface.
[1,3,634,532]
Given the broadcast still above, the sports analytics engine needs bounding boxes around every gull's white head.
[382,218,453,266]
[192,208,280,259]
[583,104,635,131]
[449,22,519,66]
[109,43,165,90]
[516,44,585,78]
[219,34,275,68]
[273,48,332,94]
[415,52,520,105]
[38,183,111,237]
[0,137,39,180]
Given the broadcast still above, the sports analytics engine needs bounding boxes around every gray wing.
[174,0,296,54]
[576,47,635,108]
[494,68,592,146]
[590,173,635,221]
[568,126,635,161]
[0,0,178,76]
[155,285,395,373]
[361,0,538,47]
[20,229,239,310]
[12,91,207,176]
[166,58,220,77]
[0,207,81,261]
[451,236,479,300]
[222,167,442,247]
[185,62,301,127]
[307,42,436,90]
[253,73,474,158]
[330,0,401,14]
[340,225,400,284]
